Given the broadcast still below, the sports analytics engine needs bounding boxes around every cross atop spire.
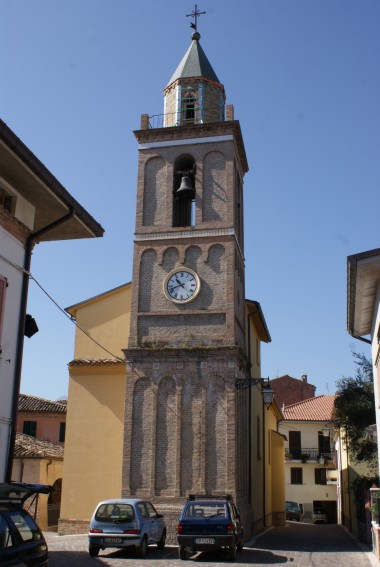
[186,4,206,32]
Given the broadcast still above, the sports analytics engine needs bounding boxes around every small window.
[23,421,37,437]
[59,422,66,443]
[184,96,195,122]
[137,502,149,518]
[145,501,158,518]
[0,514,13,549]
[0,187,15,215]
[315,468,327,485]
[8,511,41,543]
[291,468,303,485]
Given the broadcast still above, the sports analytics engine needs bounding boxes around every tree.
[334,352,377,472]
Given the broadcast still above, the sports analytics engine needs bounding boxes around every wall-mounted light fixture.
[322,424,330,438]
[235,376,274,409]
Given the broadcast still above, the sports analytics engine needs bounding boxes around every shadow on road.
[254,522,371,554]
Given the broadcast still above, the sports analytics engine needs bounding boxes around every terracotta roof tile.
[14,433,64,459]
[18,394,67,414]
[69,358,125,366]
[283,395,337,422]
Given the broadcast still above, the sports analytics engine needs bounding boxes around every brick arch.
[205,244,225,272]
[130,378,154,494]
[205,376,227,492]
[143,156,166,226]
[138,249,157,312]
[155,376,177,495]
[162,247,179,271]
[202,151,227,222]
[184,245,203,271]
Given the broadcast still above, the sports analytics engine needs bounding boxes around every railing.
[285,448,337,465]
[148,107,225,129]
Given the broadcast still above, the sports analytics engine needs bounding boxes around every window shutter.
[0,275,7,345]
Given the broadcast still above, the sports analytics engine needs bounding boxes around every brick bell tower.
[122,11,251,539]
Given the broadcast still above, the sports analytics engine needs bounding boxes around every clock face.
[164,268,200,304]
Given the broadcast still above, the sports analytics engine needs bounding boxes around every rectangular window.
[318,431,330,455]
[291,467,303,485]
[23,421,37,437]
[59,422,66,443]
[315,468,327,485]
[289,431,301,459]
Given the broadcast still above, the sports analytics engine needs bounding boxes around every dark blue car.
[0,482,50,566]
[177,494,243,561]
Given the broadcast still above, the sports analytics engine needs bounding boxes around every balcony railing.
[285,448,337,465]
[148,107,225,129]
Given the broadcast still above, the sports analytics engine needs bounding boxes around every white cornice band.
[135,227,245,261]
[138,135,234,150]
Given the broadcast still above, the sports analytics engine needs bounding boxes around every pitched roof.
[18,394,67,414]
[167,33,221,87]
[283,395,337,422]
[14,433,64,459]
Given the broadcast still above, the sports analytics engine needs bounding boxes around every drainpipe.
[247,311,252,506]
[5,209,74,482]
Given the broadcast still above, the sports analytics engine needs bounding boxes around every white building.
[279,395,339,524]
[347,248,380,480]
[0,119,104,482]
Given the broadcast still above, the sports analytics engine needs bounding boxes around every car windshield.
[286,501,299,511]
[95,503,134,522]
[183,503,227,520]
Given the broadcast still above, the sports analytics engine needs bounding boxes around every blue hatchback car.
[177,494,243,561]
[88,498,166,557]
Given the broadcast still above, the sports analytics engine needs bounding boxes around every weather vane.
[186,4,206,32]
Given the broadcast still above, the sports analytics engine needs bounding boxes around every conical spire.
[164,30,225,127]
[166,31,221,88]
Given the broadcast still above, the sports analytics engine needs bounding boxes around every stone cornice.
[134,120,248,173]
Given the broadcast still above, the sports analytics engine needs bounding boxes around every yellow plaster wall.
[60,367,126,522]
[71,284,131,360]
[12,458,63,530]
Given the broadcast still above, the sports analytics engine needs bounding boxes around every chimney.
[301,372,307,383]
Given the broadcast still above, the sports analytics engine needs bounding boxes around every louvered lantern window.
[0,275,7,346]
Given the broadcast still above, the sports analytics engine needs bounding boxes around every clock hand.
[175,277,185,288]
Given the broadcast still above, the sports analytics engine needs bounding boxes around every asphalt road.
[45,522,378,567]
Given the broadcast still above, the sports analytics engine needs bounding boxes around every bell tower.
[122,11,251,539]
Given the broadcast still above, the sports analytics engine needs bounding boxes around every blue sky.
[2,1,379,400]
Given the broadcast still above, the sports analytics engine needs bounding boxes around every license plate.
[104,537,123,544]
[194,537,215,544]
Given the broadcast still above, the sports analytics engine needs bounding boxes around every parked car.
[0,482,50,566]
[88,498,166,557]
[285,500,302,522]
[177,494,243,561]
[313,508,327,524]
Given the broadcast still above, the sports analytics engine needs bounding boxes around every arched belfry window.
[181,89,197,124]
[173,155,196,227]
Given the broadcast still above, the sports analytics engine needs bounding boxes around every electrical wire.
[28,272,231,473]
[29,274,124,362]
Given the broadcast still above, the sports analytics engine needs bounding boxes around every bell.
[176,175,195,199]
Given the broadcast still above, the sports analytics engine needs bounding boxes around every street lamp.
[235,377,274,409]
[322,424,330,437]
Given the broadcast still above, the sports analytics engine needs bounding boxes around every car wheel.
[157,528,166,549]
[228,544,237,561]
[136,535,148,557]
[89,544,99,557]
[179,546,187,560]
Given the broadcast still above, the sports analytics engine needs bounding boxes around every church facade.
[59,22,284,540]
